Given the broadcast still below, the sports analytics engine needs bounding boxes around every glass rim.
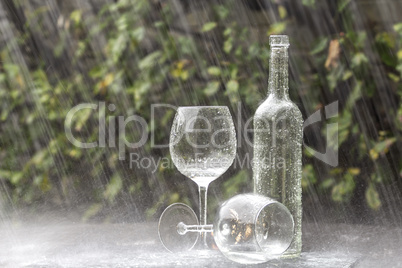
[254,199,294,253]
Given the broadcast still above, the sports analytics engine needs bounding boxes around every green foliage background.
[0,0,401,223]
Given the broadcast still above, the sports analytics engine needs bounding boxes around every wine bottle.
[253,35,303,257]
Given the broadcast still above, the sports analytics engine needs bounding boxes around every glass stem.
[198,185,208,247]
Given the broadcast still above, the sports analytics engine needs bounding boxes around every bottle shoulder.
[255,97,302,120]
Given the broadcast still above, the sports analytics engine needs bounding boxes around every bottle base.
[280,251,301,259]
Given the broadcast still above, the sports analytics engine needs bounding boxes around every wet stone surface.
[0,221,401,267]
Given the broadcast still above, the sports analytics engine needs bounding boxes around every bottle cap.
[270,35,289,47]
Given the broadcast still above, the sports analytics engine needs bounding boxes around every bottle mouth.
[270,35,289,47]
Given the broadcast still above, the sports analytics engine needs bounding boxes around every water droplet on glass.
[221,223,230,236]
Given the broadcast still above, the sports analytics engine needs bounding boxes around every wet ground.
[1,220,401,267]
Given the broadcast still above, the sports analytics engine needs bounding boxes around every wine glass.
[159,194,294,264]
[159,106,236,248]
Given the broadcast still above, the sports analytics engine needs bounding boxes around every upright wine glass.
[160,106,236,249]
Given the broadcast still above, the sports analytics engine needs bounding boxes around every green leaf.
[278,5,287,19]
[203,81,220,96]
[393,23,402,35]
[169,192,180,204]
[327,110,351,149]
[365,183,381,210]
[329,168,344,175]
[69,148,82,159]
[70,10,82,25]
[344,173,356,192]
[321,178,335,189]
[357,32,367,47]
[180,70,189,80]
[310,37,328,55]
[326,65,343,92]
[397,63,402,76]
[39,174,52,192]
[331,183,346,202]
[145,193,168,219]
[139,51,162,70]
[111,34,128,62]
[351,124,359,134]
[89,66,104,79]
[302,0,315,8]
[375,33,397,67]
[223,28,232,36]
[351,52,368,68]
[75,41,87,58]
[371,173,382,183]
[303,147,314,157]
[3,63,20,78]
[116,15,128,31]
[373,137,397,154]
[223,170,249,199]
[248,43,260,58]
[342,70,353,81]
[302,164,317,188]
[332,174,355,202]
[340,110,352,130]
[215,5,229,20]
[346,80,362,110]
[1,106,11,121]
[347,168,360,176]
[74,107,93,131]
[31,149,48,165]
[388,73,400,82]
[267,22,287,35]
[104,174,123,202]
[226,79,239,93]
[338,0,351,11]
[235,46,242,57]
[207,66,221,76]
[202,22,217,32]
[177,36,195,55]
[132,27,145,41]
[11,172,23,185]
[339,129,350,148]
[230,65,238,79]
[82,203,103,222]
[224,37,233,53]
[375,32,395,48]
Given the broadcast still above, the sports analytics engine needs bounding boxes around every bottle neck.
[268,46,289,100]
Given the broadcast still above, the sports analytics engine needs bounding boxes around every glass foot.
[158,203,199,252]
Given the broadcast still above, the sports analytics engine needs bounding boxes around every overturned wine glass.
[158,194,294,264]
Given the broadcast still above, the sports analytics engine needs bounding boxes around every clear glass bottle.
[253,35,303,257]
